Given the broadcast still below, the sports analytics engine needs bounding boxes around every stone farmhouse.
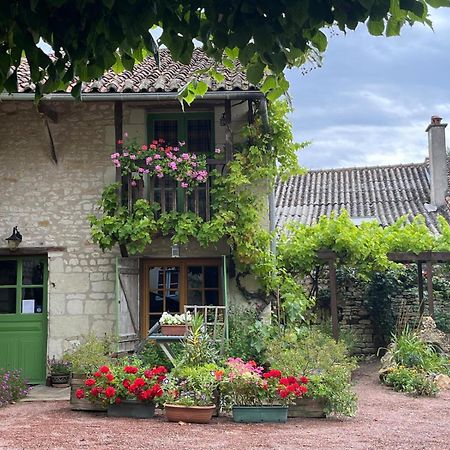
[0,49,268,383]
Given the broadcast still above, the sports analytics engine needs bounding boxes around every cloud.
[287,13,450,170]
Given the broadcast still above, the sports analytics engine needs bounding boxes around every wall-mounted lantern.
[5,226,22,251]
[171,244,180,258]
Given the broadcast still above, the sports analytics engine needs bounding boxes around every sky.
[286,8,450,170]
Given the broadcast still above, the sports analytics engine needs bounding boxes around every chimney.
[426,115,448,207]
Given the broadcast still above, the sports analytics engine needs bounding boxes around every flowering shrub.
[160,311,193,326]
[162,363,223,406]
[76,363,167,406]
[47,357,71,375]
[111,137,209,191]
[0,369,30,407]
[220,358,308,408]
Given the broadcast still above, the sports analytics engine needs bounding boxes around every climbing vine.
[89,99,309,320]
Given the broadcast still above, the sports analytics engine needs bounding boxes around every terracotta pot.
[69,373,106,412]
[161,324,188,336]
[164,404,215,424]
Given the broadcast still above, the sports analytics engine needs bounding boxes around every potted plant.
[220,358,308,423]
[63,334,116,411]
[76,361,167,418]
[162,364,223,424]
[159,311,193,336]
[266,328,358,418]
[47,357,71,388]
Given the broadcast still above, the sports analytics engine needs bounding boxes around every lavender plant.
[0,369,30,407]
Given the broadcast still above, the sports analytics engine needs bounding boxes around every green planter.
[232,405,288,423]
[107,400,155,419]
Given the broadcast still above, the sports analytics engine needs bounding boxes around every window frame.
[140,258,222,336]
[147,112,215,157]
[146,112,215,219]
[0,256,47,316]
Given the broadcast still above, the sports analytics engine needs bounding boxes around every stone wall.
[0,100,118,358]
[317,270,450,355]
[0,99,263,360]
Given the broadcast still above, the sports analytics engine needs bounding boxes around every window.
[147,113,214,220]
[142,258,221,331]
[0,257,46,314]
[148,113,214,156]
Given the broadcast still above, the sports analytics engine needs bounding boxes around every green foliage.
[278,211,450,282]
[226,306,274,363]
[381,327,449,396]
[390,328,449,374]
[63,333,116,375]
[384,367,438,396]
[164,363,221,406]
[266,328,358,417]
[0,369,30,407]
[137,340,182,368]
[175,314,220,367]
[364,271,400,348]
[434,309,450,333]
[1,1,445,100]
[47,357,71,375]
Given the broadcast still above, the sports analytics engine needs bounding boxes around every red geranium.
[99,365,110,374]
[85,378,95,387]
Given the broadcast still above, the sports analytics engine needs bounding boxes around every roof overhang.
[0,90,264,102]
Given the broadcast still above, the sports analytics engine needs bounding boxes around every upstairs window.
[146,113,214,220]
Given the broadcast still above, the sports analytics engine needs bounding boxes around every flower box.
[107,400,155,419]
[70,373,106,412]
[164,404,215,424]
[161,324,188,336]
[232,405,288,423]
[288,397,326,418]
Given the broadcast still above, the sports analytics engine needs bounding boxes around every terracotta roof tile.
[15,48,255,94]
[275,160,450,234]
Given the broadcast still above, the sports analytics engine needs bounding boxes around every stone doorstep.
[22,385,70,402]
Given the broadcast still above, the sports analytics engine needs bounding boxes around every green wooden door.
[0,257,48,384]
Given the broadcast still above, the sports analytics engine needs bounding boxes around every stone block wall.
[0,100,118,358]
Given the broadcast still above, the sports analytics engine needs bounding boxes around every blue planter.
[107,400,155,419]
[232,405,288,423]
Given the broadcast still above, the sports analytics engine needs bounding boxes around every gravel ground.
[0,361,449,450]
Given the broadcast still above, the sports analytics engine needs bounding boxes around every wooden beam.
[0,246,66,256]
[224,100,233,162]
[388,251,450,263]
[329,259,340,341]
[114,101,128,258]
[426,261,435,319]
[417,262,424,317]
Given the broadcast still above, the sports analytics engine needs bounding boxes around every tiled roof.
[275,160,450,234]
[16,48,255,94]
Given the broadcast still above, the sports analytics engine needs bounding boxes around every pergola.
[317,250,450,341]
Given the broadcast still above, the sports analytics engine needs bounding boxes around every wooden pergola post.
[417,261,424,317]
[426,260,435,319]
[329,258,340,341]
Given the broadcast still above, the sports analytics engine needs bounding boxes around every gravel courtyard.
[0,361,448,450]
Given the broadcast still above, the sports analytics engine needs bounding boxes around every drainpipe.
[259,97,276,255]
